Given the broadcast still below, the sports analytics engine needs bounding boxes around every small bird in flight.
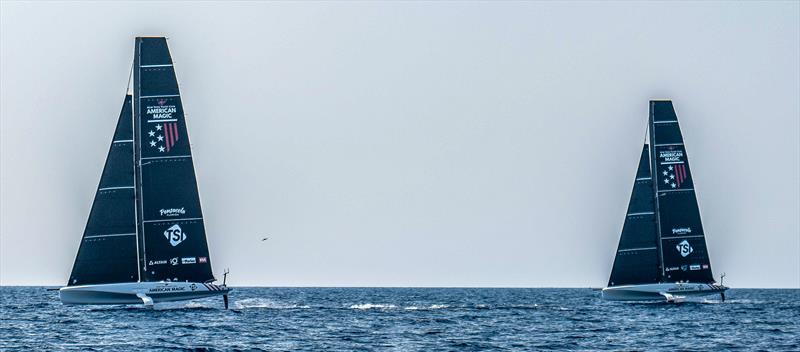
[261,237,269,241]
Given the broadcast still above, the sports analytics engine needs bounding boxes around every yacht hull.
[59,281,229,305]
[601,282,727,301]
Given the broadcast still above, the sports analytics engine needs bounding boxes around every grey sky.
[1,1,798,288]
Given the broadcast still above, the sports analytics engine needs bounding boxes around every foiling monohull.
[602,100,728,302]
[59,37,230,308]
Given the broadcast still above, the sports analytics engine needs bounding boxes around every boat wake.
[234,298,310,310]
[349,303,397,310]
[403,304,449,310]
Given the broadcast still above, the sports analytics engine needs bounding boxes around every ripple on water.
[0,287,797,351]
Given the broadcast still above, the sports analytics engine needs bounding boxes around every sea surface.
[1,287,798,351]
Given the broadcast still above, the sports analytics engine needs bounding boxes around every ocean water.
[1,287,798,351]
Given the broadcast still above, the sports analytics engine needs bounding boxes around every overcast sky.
[1,1,798,288]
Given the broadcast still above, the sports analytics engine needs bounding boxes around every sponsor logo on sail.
[164,224,186,246]
[659,149,684,163]
[145,100,180,153]
[148,259,168,266]
[170,257,179,266]
[681,265,688,271]
[198,257,208,263]
[160,207,186,217]
[676,240,693,257]
[665,266,680,272]
[690,264,701,271]
[672,227,692,235]
[146,101,177,120]
[702,264,709,269]
[181,257,196,264]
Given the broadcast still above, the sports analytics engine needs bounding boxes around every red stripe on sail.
[679,164,686,186]
[165,124,171,152]
[173,122,179,142]
[676,165,682,186]
[681,165,686,186]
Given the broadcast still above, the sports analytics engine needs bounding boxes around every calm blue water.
[1,287,798,351]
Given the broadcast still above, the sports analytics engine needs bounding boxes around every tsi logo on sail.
[676,240,693,257]
[164,224,186,246]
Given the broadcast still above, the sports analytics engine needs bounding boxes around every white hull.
[601,282,727,301]
[59,281,229,305]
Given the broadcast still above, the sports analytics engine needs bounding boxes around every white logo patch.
[164,224,186,247]
[671,227,692,235]
[676,240,693,257]
[160,207,186,217]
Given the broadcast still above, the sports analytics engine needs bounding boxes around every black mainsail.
[608,100,715,289]
[133,37,214,283]
[68,37,215,287]
[648,100,714,284]
[68,96,138,286]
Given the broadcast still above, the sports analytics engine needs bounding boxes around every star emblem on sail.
[147,123,180,152]
[662,164,688,188]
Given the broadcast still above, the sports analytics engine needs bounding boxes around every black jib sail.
[133,37,214,283]
[648,100,714,283]
[607,144,660,287]
[68,96,138,286]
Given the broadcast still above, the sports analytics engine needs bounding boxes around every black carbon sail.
[133,37,214,283]
[69,38,215,286]
[609,100,715,286]
[649,100,714,283]
[68,95,138,286]
[607,144,660,287]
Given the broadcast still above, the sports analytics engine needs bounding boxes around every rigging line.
[133,40,145,282]
[650,102,666,280]
[126,60,133,95]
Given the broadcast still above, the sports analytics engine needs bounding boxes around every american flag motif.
[163,122,179,152]
[661,163,688,189]
[147,122,180,153]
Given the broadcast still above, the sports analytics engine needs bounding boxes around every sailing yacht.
[59,37,230,308]
[602,100,728,302]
